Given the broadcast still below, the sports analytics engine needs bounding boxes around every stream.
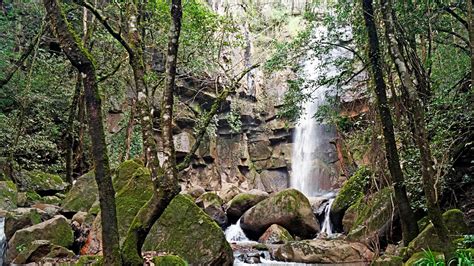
[0,217,6,266]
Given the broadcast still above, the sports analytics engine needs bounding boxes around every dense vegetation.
[0,0,472,265]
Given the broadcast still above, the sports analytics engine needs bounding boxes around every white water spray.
[0,217,6,266]
[224,218,252,243]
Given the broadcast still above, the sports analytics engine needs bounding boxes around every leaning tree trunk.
[362,0,419,245]
[468,0,474,88]
[380,0,452,253]
[43,0,121,264]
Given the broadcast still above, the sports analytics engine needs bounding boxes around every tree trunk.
[121,1,182,264]
[43,1,121,264]
[65,75,82,184]
[123,99,136,161]
[361,0,419,245]
[380,0,452,253]
[468,0,474,88]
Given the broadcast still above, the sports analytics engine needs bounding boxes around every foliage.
[415,249,446,266]
[225,106,242,134]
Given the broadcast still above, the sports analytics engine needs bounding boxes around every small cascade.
[320,198,335,236]
[0,217,6,266]
[224,218,251,243]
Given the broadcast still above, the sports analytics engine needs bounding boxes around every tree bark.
[42,0,121,264]
[362,0,419,245]
[380,0,452,253]
[468,0,474,89]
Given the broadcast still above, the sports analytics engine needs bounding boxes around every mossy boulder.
[143,194,233,265]
[330,167,370,229]
[0,180,17,210]
[225,189,268,223]
[240,188,319,239]
[195,192,228,228]
[407,209,468,253]
[258,224,294,244]
[6,215,74,263]
[346,187,394,244]
[5,208,43,240]
[81,162,153,254]
[404,251,444,266]
[113,159,144,190]
[16,170,68,194]
[11,240,74,264]
[61,171,98,213]
[152,255,188,266]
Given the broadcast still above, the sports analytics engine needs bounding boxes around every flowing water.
[0,217,6,266]
[225,218,253,243]
[290,2,352,237]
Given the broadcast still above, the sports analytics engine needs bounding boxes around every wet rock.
[274,239,374,263]
[240,188,319,239]
[6,215,74,263]
[0,181,17,210]
[143,194,233,265]
[61,171,98,213]
[237,252,261,264]
[371,255,403,266]
[258,224,293,244]
[195,192,228,228]
[225,189,268,223]
[32,203,61,219]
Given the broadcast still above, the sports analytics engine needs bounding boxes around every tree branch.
[176,64,259,172]
[73,0,135,57]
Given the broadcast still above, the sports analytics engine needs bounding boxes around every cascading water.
[290,1,352,236]
[224,218,252,243]
[0,217,6,266]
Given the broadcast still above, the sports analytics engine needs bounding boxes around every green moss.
[332,166,370,214]
[347,187,394,240]
[61,171,98,213]
[75,255,103,266]
[113,160,143,191]
[253,243,268,250]
[143,194,233,265]
[408,209,468,253]
[372,255,403,266]
[26,191,41,201]
[115,166,153,240]
[196,192,223,206]
[152,255,188,266]
[18,170,67,193]
[0,180,17,210]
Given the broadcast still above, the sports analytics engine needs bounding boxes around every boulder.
[240,188,319,239]
[183,185,205,199]
[195,192,228,228]
[75,255,103,265]
[61,171,98,213]
[152,255,187,266]
[4,208,43,240]
[218,184,243,203]
[274,239,374,263]
[16,170,68,194]
[225,189,269,223]
[81,162,153,254]
[143,194,233,265]
[259,169,289,193]
[11,240,74,264]
[330,166,370,230]
[6,215,74,263]
[0,181,17,210]
[407,209,468,253]
[258,224,293,244]
[345,187,396,245]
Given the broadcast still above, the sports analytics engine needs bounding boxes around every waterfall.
[0,217,6,266]
[290,1,352,236]
[224,218,251,243]
[320,198,335,235]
